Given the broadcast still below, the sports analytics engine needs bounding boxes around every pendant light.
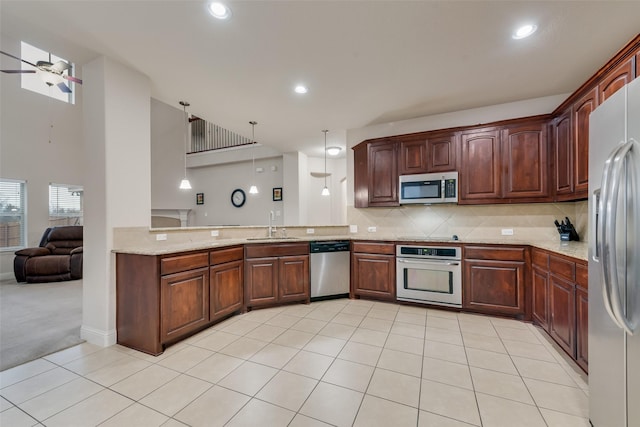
[248,121,259,194]
[321,129,330,196]
[179,101,192,190]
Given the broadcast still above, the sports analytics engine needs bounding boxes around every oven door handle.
[397,259,460,266]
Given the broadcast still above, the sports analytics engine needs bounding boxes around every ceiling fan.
[0,50,82,93]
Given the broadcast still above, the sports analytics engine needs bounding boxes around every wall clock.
[231,188,246,207]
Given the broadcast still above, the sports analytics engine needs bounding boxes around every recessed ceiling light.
[512,24,537,39]
[294,85,308,94]
[208,2,231,20]
[327,147,342,156]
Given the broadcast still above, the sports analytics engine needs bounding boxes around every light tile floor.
[0,298,589,427]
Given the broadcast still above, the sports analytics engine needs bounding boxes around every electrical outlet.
[367,226,377,233]
[349,225,358,233]
[156,234,167,241]
[501,229,514,236]
[210,230,219,237]
[306,228,315,234]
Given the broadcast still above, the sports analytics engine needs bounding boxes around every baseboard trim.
[0,271,15,281]
[80,325,117,347]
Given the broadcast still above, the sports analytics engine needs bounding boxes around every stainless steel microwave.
[399,171,458,204]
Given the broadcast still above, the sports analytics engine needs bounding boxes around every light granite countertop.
[113,235,588,261]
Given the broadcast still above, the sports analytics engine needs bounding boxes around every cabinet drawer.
[161,252,209,276]
[351,241,395,255]
[576,262,588,289]
[464,246,526,261]
[245,242,309,258]
[531,248,549,268]
[210,246,243,265]
[549,255,575,282]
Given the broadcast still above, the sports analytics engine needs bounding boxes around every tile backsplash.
[348,200,588,243]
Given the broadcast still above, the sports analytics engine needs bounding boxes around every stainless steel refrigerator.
[589,76,640,427]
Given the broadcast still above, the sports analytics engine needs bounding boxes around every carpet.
[0,277,83,371]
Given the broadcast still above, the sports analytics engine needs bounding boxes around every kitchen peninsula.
[114,224,588,371]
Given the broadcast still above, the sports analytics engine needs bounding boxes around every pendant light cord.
[250,121,257,179]
[181,101,190,178]
[323,130,329,188]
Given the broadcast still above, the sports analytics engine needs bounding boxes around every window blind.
[0,179,26,248]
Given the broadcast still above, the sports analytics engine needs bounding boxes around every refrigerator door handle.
[591,188,601,262]
[604,139,635,335]
[600,141,626,330]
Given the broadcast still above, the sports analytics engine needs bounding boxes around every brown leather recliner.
[14,226,83,283]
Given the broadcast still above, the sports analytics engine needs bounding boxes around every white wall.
[82,56,151,346]
[306,157,347,225]
[345,94,569,206]
[0,34,84,278]
[189,157,285,227]
[150,98,191,210]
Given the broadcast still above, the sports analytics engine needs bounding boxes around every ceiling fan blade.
[1,69,36,73]
[56,81,72,93]
[63,74,82,84]
[50,60,71,73]
[0,50,38,68]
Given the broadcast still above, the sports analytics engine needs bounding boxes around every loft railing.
[189,118,253,153]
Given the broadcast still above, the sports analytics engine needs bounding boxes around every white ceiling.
[2,1,640,157]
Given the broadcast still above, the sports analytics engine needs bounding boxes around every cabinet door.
[368,140,399,206]
[427,133,456,172]
[210,260,243,320]
[399,137,428,175]
[245,257,278,308]
[576,286,588,372]
[161,267,210,343]
[463,259,526,317]
[553,110,574,197]
[353,144,369,208]
[351,253,395,301]
[549,274,576,357]
[599,57,634,104]
[278,255,310,303]
[502,123,548,199]
[573,88,597,196]
[532,266,550,331]
[460,130,501,201]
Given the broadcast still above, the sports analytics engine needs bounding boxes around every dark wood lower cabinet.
[531,265,550,330]
[462,245,528,319]
[351,241,395,302]
[244,243,310,310]
[576,286,589,371]
[116,246,244,355]
[549,274,576,357]
[210,259,243,319]
[161,267,210,343]
[530,249,587,371]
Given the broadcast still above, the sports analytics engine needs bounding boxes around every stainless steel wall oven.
[396,244,462,307]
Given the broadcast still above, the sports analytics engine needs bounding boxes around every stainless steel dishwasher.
[310,240,350,300]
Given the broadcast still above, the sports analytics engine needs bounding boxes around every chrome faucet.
[268,210,276,238]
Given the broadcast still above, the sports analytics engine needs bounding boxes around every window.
[20,41,75,104]
[0,179,26,249]
[49,184,83,227]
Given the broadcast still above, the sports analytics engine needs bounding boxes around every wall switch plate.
[306,228,315,234]
[501,229,514,236]
[256,167,264,173]
[210,230,219,237]
[349,225,358,233]
[156,234,167,241]
[367,226,377,233]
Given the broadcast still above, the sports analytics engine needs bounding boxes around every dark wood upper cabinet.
[636,51,640,79]
[399,136,428,175]
[573,87,598,197]
[501,122,548,199]
[459,129,501,201]
[599,57,634,104]
[353,144,369,208]
[427,133,457,172]
[368,139,399,206]
[552,110,574,198]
